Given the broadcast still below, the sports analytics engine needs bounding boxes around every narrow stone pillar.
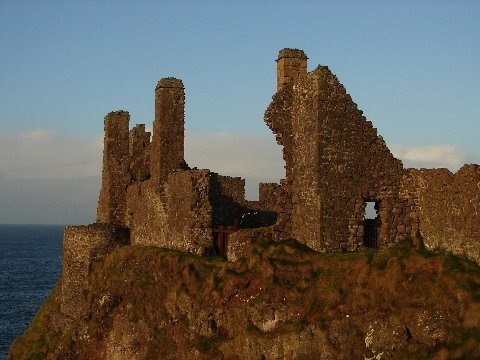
[151,77,185,188]
[276,48,308,89]
[129,124,151,181]
[96,110,130,224]
[129,124,150,159]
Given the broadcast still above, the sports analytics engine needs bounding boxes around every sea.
[0,224,64,360]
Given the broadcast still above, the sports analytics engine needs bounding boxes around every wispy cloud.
[0,130,103,224]
[391,143,468,171]
[0,130,285,222]
[0,130,102,179]
[4,129,475,224]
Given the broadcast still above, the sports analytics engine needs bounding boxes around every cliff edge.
[10,237,480,359]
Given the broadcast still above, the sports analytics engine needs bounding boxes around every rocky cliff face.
[10,238,480,359]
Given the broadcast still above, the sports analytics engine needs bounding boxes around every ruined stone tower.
[151,78,185,188]
[96,111,130,224]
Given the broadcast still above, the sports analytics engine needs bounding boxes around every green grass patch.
[309,268,323,280]
[417,245,442,259]
[269,257,311,266]
[367,251,390,270]
[444,253,480,276]
[195,335,223,353]
[252,237,273,250]
[457,278,480,302]
[246,321,262,334]
[307,296,324,312]
[326,249,371,261]
[292,318,308,333]
[447,325,480,358]
[279,238,317,253]
[10,288,61,360]
[271,274,297,290]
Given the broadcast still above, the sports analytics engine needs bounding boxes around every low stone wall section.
[404,165,480,263]
[166,170,213,255]
[60,224,129,319]
[126,180,169,248]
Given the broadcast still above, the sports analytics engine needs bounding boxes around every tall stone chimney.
[151,77,185,188]
[276,48,308,89]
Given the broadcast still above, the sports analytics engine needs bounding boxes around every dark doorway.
[363,201,379,248]
[212,219,240,257]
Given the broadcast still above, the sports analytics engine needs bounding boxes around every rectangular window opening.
[363,200,379,248]
[364,201,378,220]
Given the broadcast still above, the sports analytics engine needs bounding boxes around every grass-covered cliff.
[10,237,480,359]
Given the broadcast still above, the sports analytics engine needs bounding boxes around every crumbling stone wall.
[90,76,277,255]
[257,182,282,213]
[60,224,129,319]
[126,180,169,247]
[402,165,480,262]
[266,49,410,252]
[82,49,479,267]
[309,65,408,251]
[264,94,294,236]
[264,48,480,259]
[96,111,130,224]
[166,170,213,254]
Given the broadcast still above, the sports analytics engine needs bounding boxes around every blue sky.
[0,1,479,224]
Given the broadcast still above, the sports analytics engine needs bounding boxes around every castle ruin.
[60,49,480,319]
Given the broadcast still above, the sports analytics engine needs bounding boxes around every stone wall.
[166,170,213,254]
[96,111,130,224]
[265,49,410,252]
[403,165,480,262]
[258,182,283,212]
[308,65,408,251]
[264,91,294,237]
[54,49,480,335]
[126,180,169,247]
[60,224,129,319]
[289,70,323,250]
